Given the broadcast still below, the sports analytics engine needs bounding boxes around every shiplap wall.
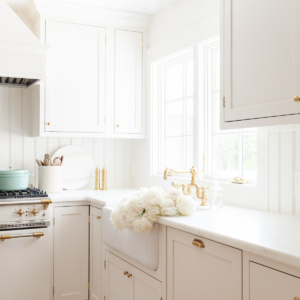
[0,87,133,190]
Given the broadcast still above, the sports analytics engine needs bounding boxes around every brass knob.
[294,298,300,300]
[124,271,128,276]
[294,96,300,102]
[127,273,132,278]
[16,209,25,217]
[31,208,38,216]
[116,125,119,127]
[192,239,205,248]
[47,122,51,125]
[97,216,101,219]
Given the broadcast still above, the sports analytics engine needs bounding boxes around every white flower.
[133,187,149,198]
[176,196,195,216]
[110,208,125,231]
[165,188,183,202]
[150,186,165,196]
[133,216,154,234]
[160,198,178,216]
[141,189,164,208]
[144,205,160,222]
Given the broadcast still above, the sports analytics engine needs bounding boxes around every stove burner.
[0,188,48,199]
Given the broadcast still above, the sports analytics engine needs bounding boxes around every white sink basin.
[102,207,159,271]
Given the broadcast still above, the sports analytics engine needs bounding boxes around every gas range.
[0,188,48,199]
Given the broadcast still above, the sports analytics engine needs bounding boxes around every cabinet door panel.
[167,227,242,300]
[90,207,102,300]
[130,265,162,300]
[223,0,300,122]
[54,206,89,300]
[105,251,130,300]
[250,262,300,299]
[115,29,142,134]
[46,21,106,133]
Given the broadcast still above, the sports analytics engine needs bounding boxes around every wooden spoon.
[36,159,44,166]
[44,154,51,166]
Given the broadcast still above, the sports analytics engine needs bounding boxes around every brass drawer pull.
[124,271,128,276]
[192,239,205,248]
[127,273,132,278]
[294,96,300,102]
[0,233,44,240]
[294,297,300,300]
[97,216,101,219]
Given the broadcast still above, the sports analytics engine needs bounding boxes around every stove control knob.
[16,209,25,217]
[31,208,38,216]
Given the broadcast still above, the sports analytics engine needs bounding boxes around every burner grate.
[0,188,48,199]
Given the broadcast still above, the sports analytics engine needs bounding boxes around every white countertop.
[49,189,300,269]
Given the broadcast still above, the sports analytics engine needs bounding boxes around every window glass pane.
[166,100,183,136]
[185,98,193,135]
[243,133,257,180]
[185,137,193,169]
[213,91,220,133]
[166,137,183,170]
[185,59,193,97]
[166,63,183,100]
[215,134,239,178]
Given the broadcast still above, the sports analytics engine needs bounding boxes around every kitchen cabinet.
[90,207,102,300]
[53,206,89,300]
[114,30,143,134]
[222,0,300,128]
[105,251,162,300]
[45,21,106,133]
[250,262,300,300]
[167,227,242,300]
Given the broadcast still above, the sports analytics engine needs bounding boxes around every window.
[204,39,257,182]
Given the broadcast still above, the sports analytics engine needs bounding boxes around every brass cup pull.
[294,96,300,102]
[294,297,300,300]
[97,216,101,219]
[116,125,120,127]
[127,273,132,278]
[192,239,205,248]
[124,271,128,276]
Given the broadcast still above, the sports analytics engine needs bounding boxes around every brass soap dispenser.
[102,167,107,190]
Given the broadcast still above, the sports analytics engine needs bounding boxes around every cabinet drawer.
[167,227,242,300]
[250,262,300,300]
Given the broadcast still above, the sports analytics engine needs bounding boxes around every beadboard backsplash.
[0,87,133,190]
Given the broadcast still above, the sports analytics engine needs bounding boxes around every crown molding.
[23,0,152,29]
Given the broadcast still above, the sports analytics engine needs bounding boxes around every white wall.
[0,87,133,190]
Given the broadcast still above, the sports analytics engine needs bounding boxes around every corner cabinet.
[167,227,242,300]
[221,0,300,129]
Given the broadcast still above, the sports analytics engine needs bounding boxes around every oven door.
[0,227,50,300]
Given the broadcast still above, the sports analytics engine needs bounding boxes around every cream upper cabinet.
[114,30,143,134]
[167,227,242,300]
[53,206,89,300]
[45,21,106,133]
[250,263,300,299]
[222,0,300,128]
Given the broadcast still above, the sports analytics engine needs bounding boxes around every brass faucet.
[164,166,209,206]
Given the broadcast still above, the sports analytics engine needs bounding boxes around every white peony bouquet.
[110,187,195,234]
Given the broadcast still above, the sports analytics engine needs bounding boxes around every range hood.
[0,0,49,88]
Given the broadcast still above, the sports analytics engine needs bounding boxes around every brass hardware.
[41,199,52,209]
[127,273,132,278]
[53,217,55,225]
[232,176,248,184]
[102,167,107,190]
[104,261,106,269]
[192,239,205,248]
[199,187,209,206]
[104,296,106,300]
[47,122,50,125]
[116,125,119,127]
[33,232,44,237]
[97,216,101,219]
[0,235,11,240]
[294,96,300,102]
[223,97,225,107]
[31,208,38,216]
[95,166,101,190]
[124,271,128,275]
[293,297,300,300]
[88,283,90,290]
[9,166,12,171]
[16,209,25,217]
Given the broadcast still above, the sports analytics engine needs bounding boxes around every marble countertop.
[49,189,300,269]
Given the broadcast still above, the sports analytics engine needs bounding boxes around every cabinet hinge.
[104,297,106,300]
[53,287,54,295]
[88,283,90,290]
[104,261,106,269]
[223,97,225,108]
[53,218,55,225]
[89,216,90,223]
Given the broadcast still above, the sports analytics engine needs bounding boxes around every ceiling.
[5,0,177,14]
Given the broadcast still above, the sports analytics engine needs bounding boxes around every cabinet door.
[45,21,106,133]
[167,227,242,300]
[54,206,89,300]
[250,262,300,299]
[90,207,102,300]
[223,0,300,123]
[115,29,143,134]
[105,251,130,300]
[130,265,162,300]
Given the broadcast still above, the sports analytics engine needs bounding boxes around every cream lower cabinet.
[53,206,89,300]
[167,227,242,300]
[105,251,162,300]
[90,207,102,300]
[250,262,300,299]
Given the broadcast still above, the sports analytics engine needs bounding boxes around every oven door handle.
[0,232,44,239]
